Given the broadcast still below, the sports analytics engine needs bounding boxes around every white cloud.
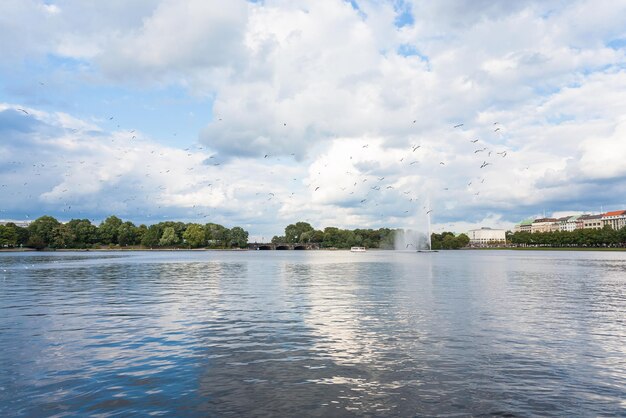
[2,0,626,234]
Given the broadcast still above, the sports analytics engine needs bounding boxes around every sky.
[1,0,626,240]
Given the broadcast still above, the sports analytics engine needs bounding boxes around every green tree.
[183,224,206,248]
[117,222,137,246]
[271,235,285,243]
[159,226,178,247]
[66,219,98,247]
[285,222,315,243]
[228,226,249,248]
[51,224,76,248]
[98,215,123,245]
[141,224,162,247]
[456,233,470,248]
[27,216,60,248]
[0,225,18,247]
[205,223,229,247]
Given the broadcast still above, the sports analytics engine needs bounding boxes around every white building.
[467,227,506,245]
[601,210,626,230]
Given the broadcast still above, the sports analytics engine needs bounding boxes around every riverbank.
[467,247,626,251]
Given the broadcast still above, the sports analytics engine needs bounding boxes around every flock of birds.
[3,100,515,232]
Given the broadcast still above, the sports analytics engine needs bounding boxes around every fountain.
[394,196,437,252]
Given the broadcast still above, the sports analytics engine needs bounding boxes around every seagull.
[412,145,421,152]
[360,199,367,203]
[378,177,385,181]
[17,108,29,115]
[315,187,320,191]
[453,124,464,128]
[362,144,369,148]
[406,243,415,248]
[410,161,418,165]
[439,162,445,165]
[494,127,501,132]
[497,151,507,157]
[470,138,479,143]
[264,154,269,158]
[426,210,433,214]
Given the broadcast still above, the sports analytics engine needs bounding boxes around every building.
[555,215,583,232]
[579,214,603,230]
[601,210,626,230]
[467,227,506,245]
[531,218,558,233]
[514,219,533,233]
[0,220,31,228]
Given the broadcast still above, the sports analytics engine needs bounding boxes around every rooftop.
[603,210,626,217]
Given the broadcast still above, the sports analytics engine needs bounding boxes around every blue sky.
[1,0,626,239]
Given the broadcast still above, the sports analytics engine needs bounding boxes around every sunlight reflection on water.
[0,250,625,416]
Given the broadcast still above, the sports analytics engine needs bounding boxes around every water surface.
[1,250,625,416]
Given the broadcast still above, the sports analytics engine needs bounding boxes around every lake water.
[0,250,625,417]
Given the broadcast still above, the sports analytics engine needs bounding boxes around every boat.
[350,246,366,252]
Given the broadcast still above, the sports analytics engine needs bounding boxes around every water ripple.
[0,250,624,416]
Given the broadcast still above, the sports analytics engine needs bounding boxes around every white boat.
[350,246,366,252]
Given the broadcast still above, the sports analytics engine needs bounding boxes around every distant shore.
[466,247,626,252]
[2,246,626,252]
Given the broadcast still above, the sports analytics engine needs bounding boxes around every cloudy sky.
[1,0,626,239]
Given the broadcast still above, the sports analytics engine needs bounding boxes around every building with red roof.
[601,210,626,230]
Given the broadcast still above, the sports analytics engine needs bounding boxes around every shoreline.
[465,247,626,252]
[2,247,626,252]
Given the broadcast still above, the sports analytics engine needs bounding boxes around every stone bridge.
[247,242,320,250]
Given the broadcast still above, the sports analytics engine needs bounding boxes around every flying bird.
[412,145,421,152]
[17,108,29,115]
[453,124,464,128]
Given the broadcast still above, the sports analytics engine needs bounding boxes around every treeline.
[510,226,626,247]
[271,222,396,249]
[0,215,249,249]
[431,232,470,250]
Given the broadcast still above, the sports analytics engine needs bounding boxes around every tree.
[141,225,162,247]
[27,216,60,248]
[456,233,470,248]
[285,222,315,243]
[159,227,179,247]
[0,225,18,247]
[51,224,75,248]
[229,226,248,248]
[183,224,206,248]
[66,219,97,248]
[205,223,229,247]
[117,222,137,247]
[98,216,123,245]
